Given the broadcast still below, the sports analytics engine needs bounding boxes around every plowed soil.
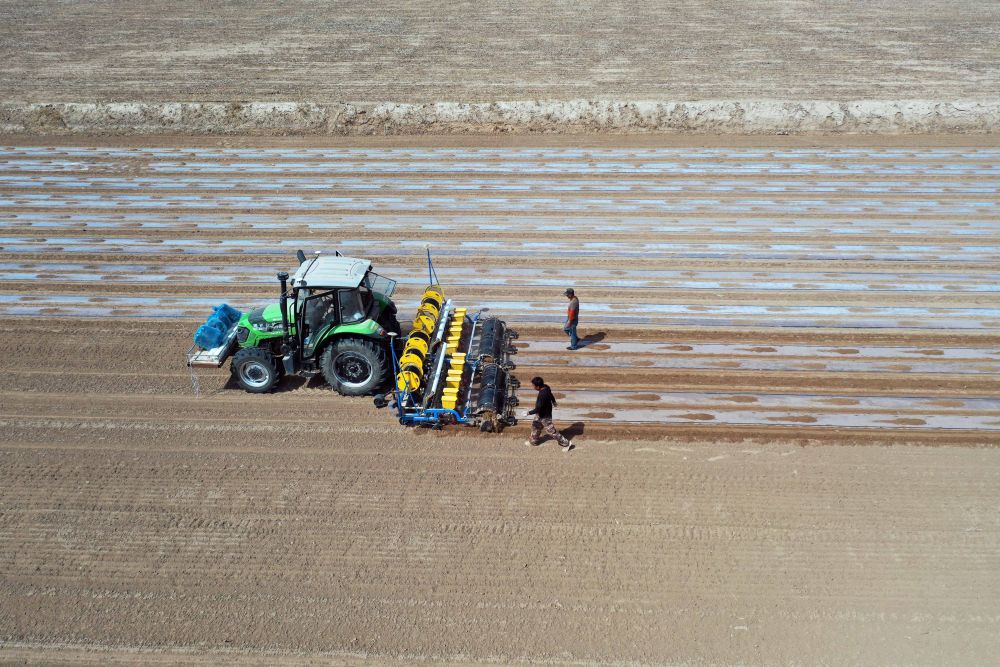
[2,1,999,101]
[2,136,1000,665]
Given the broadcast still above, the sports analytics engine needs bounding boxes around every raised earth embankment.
[3,100,1000,135]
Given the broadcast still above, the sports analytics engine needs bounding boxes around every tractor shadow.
[273,374,326,392]
[577,331,607,348]
[222,374,325,393]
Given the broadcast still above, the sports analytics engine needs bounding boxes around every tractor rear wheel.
[231,347,279,393]
[321,338,387,396]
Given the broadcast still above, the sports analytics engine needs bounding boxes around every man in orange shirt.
[564,287,580,350]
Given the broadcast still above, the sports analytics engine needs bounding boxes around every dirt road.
[1,137,999,664]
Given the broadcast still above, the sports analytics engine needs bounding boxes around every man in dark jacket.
[524,376,572,451]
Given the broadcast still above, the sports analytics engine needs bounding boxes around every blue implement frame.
[389,312,485,428]
[380,247,518,431]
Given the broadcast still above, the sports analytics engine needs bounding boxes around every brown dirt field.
[3,430,1000,666]
[2,136,1000,665]
[1,2,999,102]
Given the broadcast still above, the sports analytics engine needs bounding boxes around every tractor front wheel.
[231,347,279,393]
[321,338,387,396]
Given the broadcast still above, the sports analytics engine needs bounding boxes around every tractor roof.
[291,254,371,289]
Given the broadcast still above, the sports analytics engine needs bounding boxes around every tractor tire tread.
[231,346,279,393]
[320,337,388,396]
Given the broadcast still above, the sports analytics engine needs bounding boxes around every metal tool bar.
[423,341,450,410]
[422,299,453,407]
[433,299,453,345]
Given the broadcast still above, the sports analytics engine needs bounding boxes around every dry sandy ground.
[1,1,999,103]
[1,136,999,664]
[3,429,999,665]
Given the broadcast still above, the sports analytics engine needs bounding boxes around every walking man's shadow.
[576,331,607,348]
[561,421,585,440]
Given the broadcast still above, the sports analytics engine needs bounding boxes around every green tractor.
[188,250,401,395]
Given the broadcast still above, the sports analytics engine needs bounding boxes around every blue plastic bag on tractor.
[194,324,224,350]
[194,304,243,349]
[213,303,242,327]
[205,313,229,332]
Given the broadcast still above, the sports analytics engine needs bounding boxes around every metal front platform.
[186,324,239,368]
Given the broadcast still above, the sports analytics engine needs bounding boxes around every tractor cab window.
[338,288,367,324]
[363,271,397,299]
[302,289,338,339]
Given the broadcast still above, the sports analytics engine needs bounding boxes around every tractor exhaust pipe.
[277,271,291,350]
[277,270,298,375]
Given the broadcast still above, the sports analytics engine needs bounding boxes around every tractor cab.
[288,254,399,357]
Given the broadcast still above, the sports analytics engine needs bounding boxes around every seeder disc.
[418,297,440,320]
[408,329,431,345]
[404,336,428,358]
[399,352,425,369]
[412,310,437,335]
[423,285,445,308]
[395,369,421,392]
